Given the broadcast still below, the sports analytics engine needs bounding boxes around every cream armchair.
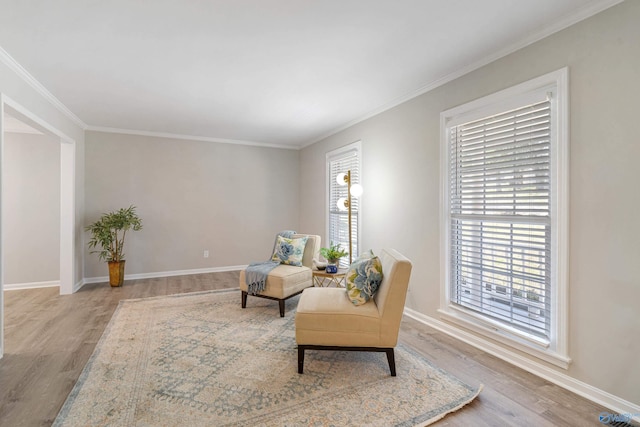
[295,248,412,376]
[240,234,321,317]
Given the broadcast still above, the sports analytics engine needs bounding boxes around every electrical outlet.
[203,250,209,258]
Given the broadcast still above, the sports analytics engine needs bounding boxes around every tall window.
[327,142,361,268]
[440,69,569,367]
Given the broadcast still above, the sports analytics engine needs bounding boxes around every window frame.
[439,69,570,369]
[326,141,362,268]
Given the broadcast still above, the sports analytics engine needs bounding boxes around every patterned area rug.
[54,289,481,426]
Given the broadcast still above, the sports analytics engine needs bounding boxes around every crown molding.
[301,0,624,148]
[0,45,87,130]
[86,125,298,150]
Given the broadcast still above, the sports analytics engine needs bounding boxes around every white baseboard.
[403,307,640,420]
[82,265,247,285]
[3,266,246,292]
[73,279,85,293]
[3,280,60,291]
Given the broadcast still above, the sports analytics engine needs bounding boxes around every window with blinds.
[449,94,553,340]
[441,69,569,366]
[327,143,360,268]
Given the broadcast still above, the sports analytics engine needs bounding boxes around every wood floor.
[0,272,619,426]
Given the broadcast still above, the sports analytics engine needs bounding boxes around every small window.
[326,142,361,268]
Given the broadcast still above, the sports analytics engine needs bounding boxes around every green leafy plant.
[85,206,143,262]
[319,242,348,264]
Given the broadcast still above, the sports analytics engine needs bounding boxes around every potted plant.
[85,205,143,287]
[319,242,348,273]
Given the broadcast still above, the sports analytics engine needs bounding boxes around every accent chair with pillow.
[240,233,321,317]
[295,248,412,376]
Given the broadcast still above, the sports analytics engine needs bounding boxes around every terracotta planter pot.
[108,260,126,287]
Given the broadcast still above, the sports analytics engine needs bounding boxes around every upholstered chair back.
[373,248,413,347]
[292,234,321,269]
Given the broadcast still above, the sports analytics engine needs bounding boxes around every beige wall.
[84,131,300,278]
[2,132,60,284]
[300,1,639,406]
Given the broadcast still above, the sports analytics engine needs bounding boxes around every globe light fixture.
[350,183,363,198]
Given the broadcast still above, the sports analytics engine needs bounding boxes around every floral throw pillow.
[345,250,384,306]
[271,235,308,266]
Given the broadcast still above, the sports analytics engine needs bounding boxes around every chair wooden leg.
[279,300,285,317]
[241,291,247,308]
[386,348,396,376]
[298,346,305,374]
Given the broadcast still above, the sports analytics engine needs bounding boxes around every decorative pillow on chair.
[345,250,384,306]
[271,235,308,266]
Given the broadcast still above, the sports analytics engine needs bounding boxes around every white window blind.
[449,96,552,340]
[327,147,360,268]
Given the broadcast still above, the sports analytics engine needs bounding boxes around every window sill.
[438,306,571,369]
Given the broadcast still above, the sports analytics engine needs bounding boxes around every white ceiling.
[0,0,620,148]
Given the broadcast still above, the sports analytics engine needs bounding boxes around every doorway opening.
[0,95,76,358]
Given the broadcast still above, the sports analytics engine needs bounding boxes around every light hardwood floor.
[0,272,623,426]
